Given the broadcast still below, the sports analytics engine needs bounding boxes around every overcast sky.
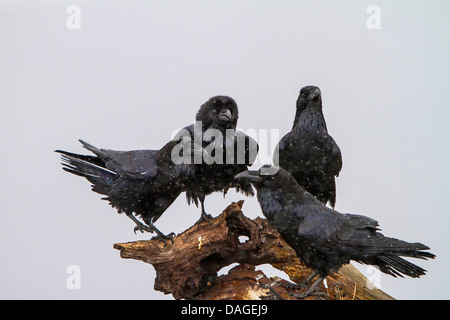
[0,1,449,299]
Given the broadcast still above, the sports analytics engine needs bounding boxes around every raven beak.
[308,88,321,101]
[218,109,232,122]
[235,170,263,183]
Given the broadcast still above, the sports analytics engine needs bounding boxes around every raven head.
[235,165,310,209]
[296,85,322,111]
[235,165,290,188]
[196,95,238,131]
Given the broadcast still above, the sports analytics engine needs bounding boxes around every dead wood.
[114,200,394,300]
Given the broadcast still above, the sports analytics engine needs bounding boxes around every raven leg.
[303,271,320,284]
[195,194,213,224]
[283,271,319,291]
[142,216,175,244]
[291,276,327,299]
[148,224,175,245]
[284,271,327,299]
[126,213,153,233]
[126,213,174,244]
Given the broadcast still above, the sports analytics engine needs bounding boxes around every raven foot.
[281,281,308,291]
[288,276,327,299]
[133,224,154,234]
[143,221,175,245]
[195,211,213,225]
[290,289,327,299]
[151,232,176,245]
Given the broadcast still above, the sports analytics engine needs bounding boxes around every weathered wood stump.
[114,200,394,300]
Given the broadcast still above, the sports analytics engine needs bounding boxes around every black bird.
[274,86,342,208]
[236,166,435,298]
[177,95,258,222]
[56,139,199,242]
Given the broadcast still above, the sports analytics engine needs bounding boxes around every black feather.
[181,96,258,220]
[274,86,342,208]
[56,138,196,234]
[235,166,435,279]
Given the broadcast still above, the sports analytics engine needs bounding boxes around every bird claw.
[151,232,175,245]
[281,281,308,291]
[289,289,327,299]
[133,223,175,245]
[133,224,153,234]
[195,212,213,225]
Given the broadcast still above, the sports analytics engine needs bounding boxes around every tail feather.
[56,150,117,195]
[55,149,104,167]
[78,139,105,157]
[372,240,435,278]
[378,255,429,278]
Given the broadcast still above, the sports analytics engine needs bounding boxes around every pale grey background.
[0,1,449,299]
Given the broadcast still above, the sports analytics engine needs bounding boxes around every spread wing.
[80,140,159,179]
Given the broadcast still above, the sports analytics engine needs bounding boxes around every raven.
[56,139,200,242]
[178,96,258,222]
[274,86,342,208]
[236,166,435,298]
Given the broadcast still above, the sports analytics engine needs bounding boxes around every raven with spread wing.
[56,139,198,242]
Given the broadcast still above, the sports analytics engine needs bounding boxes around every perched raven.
[56,139,200,242]
[236,166,435,298]
[274,86,342,208]
[178,96,258,222]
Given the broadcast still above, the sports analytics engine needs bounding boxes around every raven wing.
[79,140,159,179]
[325,136,343,177]
[297,208,380,254]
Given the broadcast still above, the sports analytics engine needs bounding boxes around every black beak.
[217,109,232,122]
[307,88,321,101]
[235,170,263,183]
